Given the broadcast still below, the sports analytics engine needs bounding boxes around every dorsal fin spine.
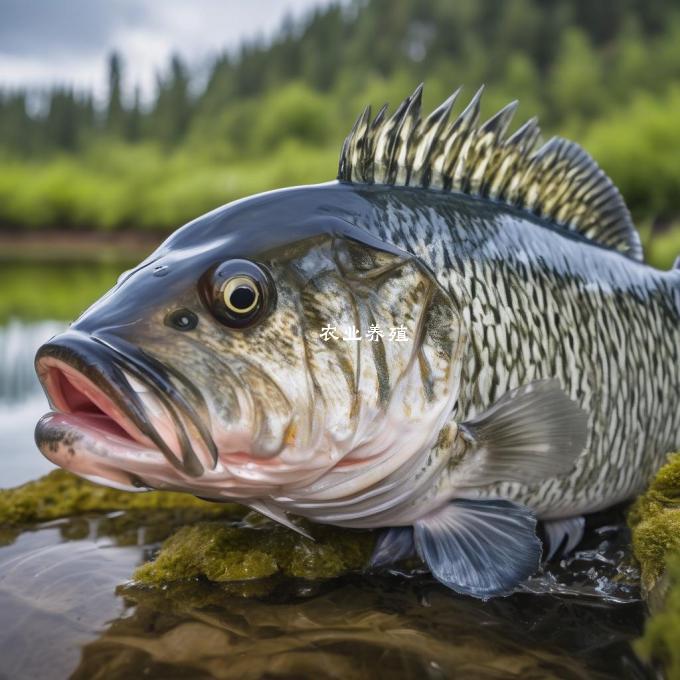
[448,87,483,191]
[486,117,538,199]
[410,89,459,187]
[338,84,643,261]
[382,87,418,184]
[468,101,518,195]
[395,83,423,185]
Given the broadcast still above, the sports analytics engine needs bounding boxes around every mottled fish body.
[334,186,680,520]
[34,85,680,598]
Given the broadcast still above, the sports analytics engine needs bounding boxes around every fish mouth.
[35,330,217,485]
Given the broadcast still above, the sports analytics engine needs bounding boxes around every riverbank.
[0,230,165,264]
[1,219,679,272]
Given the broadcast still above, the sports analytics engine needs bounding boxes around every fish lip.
[34,329,215,477]
[34,410,165,492]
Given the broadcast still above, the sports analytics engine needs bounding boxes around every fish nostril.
[166,309,198,331]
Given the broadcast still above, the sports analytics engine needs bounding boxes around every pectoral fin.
[369,527,415,568]
[413,499,541,599]
[459,378,587,486]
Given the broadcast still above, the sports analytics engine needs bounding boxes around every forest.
[1,0,680,267]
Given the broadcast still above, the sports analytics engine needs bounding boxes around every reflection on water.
[0,319,62,403]
[0,509,653,680]
[0,319,64,488]
[0,525,140,678]
[0,259,124,487]
[79,582,623,680]
[0,260,123,324]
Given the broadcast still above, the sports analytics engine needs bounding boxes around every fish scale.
[344,187,680,519]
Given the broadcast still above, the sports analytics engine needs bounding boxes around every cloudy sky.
[0,0,336,101]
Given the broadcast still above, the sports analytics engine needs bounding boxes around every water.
[0,258,124,487]
[0,509,653,680]
[0,319,64,487]
[0,523,140,677]
[0,259,656,679]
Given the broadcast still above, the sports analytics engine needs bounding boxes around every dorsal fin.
[338,85,643,261]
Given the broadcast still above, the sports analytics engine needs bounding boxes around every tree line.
[1,0,680,260]
[1,0,678,156]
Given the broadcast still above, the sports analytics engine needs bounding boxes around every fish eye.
[223,276,259,315]
[201,259,274,329]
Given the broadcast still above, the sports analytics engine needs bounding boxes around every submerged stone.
[134,521,375,584]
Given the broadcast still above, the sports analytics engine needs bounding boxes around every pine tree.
[152,53,191,145]
[106,52,126,135]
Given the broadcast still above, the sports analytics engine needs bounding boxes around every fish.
[34,85,680,599]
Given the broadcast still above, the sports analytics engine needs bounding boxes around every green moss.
[134,521,374,585]
[629,453,680,677]
[0,469,242,527]
[629,453,680,592]
[635,554,680,678]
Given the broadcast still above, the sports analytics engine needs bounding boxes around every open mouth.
[38,358,150,445]
[34,330,217,480]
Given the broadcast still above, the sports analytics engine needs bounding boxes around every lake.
[0,260,127,488]
[0,318,62,487]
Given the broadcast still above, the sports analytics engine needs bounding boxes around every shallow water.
[0,507,654,679]
[0,319,63,487]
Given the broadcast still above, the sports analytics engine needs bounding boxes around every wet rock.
[635,555,680,680]
[134,521,375,584]
[0,470,375,584]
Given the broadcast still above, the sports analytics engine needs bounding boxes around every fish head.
[35,184,463,505]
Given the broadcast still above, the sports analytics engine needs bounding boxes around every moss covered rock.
[135,521,375,584]
[635,553,680,679]
[629,453,680,594]
[629,453,680,677]
[0,469,242,527]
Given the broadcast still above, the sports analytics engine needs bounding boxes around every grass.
[0,141,338,233]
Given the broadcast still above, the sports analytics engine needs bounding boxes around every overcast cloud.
[0,0,337,100]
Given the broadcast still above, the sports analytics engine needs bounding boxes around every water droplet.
[153,265,169,277]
